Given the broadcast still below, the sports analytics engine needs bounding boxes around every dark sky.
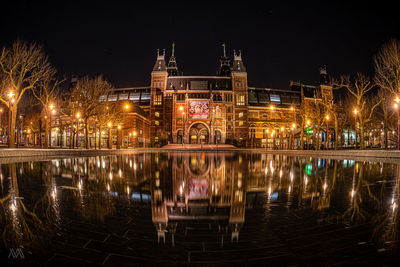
[1,0,399,89]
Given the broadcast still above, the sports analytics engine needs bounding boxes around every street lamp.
[291,123,296,150]
[395,97,400,150]
[306,120,311,150]
[325,115,330,150]
[0,107,3,143]
[7,91,15,148]
[76,112,80,149]
[353,109,358,150]
[49,104,55,149]
[133,131,137,148]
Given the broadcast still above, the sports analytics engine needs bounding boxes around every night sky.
[1,0,399,89]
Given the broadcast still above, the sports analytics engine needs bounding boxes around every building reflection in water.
[0,153,400,254]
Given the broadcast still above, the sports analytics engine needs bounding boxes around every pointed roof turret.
[167,42,179,76]
[232,50,246,73]
[152,48,167,72]
[217,43,231,76]
[319,65,329,85]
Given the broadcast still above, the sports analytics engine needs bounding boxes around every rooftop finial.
[163,48,165,56]
[172,42,175,57]
[157,48,159,57]
[222,43,226,57]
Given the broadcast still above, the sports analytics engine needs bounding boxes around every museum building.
[107,44,332,148]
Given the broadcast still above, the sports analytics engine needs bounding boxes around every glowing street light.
[353,109,358,150]
[291,123,296,150]
[49,104,55,149]
[395,97,400,150]
[305,120,311,150]
[76,112,80,149]
[325,114,330,150]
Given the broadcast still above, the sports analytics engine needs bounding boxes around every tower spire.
[222,43,226,57]
[217,43,231,76]
[167,42,179,76]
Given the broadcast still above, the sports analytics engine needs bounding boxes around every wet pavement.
[0,152,399,266]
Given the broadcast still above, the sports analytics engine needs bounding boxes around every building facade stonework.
[106,45,332,148]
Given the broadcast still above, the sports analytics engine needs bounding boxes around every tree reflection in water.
[0,153,399,263]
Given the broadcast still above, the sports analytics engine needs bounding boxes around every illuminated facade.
[106,44,333,148]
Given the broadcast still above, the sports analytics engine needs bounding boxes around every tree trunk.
[85,119,90,149]
[300,124,304,150]
[9,105,17,148]
[334,117,339,150]
[99,130,102,149]
[108,128,112,149]
[45,117,49,148]
[316,127,320,150]
[360,124,365,149]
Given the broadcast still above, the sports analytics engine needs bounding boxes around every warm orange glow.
[0,108,3,113]
[49,104,54,110]
[395,103,399,109]
[270,105,274,110]
[353,109,358,115]
[76,112,80,119]
[125,104,129,109]
[281,127,285,131]
[325,115,330,121]
[266,129,269,133]
[395,97,400,104]
[133,131,137,136]
[52,109,56,114]
[118,125,121,129]
[108,122,112,127]
[290,106,294,111]
[292,123,296,128]
[179,106,184,111]
[306,120,311,126]
[8,91,15,99]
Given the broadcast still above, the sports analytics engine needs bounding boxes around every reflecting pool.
[0,152,399,265]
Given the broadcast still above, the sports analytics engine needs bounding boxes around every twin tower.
[149,43,249,146]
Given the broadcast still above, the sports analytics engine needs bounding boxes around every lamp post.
[291,123,295,150]
[76,112,80,149]
[353,109,358,150]
[395,97,400,150]
[49,104,55,149]
[107,122,112,149]
[0,108,3,143]
[306,120,311,150]
[179,106,184,145]
[7,91,15,148]
[133,131,137,148]
[325,115,330,150]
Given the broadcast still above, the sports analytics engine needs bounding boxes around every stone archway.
[189,123,209,144]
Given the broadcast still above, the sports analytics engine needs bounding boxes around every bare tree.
[374,39,400,95]
[338,74,381,149]
[31,77,63,148]
[70,76,113,149]
[0,40,55,147]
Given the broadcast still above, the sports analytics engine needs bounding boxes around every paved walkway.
[1,147,400,164]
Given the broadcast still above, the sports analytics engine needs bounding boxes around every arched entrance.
[189,123,209,144]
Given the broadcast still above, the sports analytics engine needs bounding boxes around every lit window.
[239,121,244,126]
[236,95,245,106]
[239,112,243,118]
[140,130,142,134]
[155,112,160,117]
[155,121,159,126]
[153,95,162,105]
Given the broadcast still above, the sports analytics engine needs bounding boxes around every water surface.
[0,152,399,265]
